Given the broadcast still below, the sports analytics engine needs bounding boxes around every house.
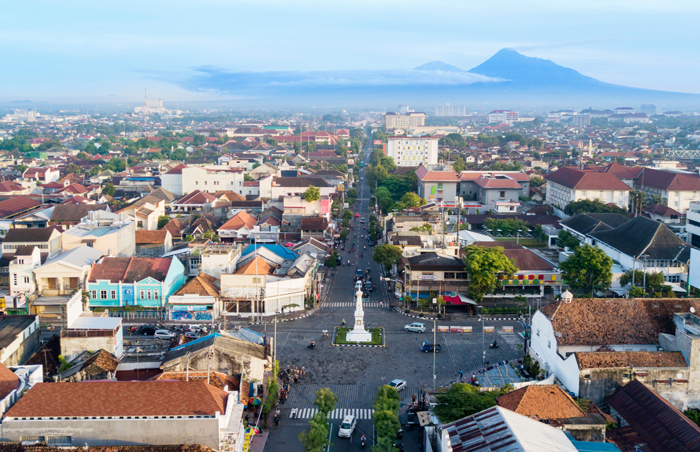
[170,190,217,213]
[2,227,62,260]
[59,296,124,361]
[161,164,245,196]
[529,296,700,409]
[0,197,43,238]
[135,229,172,257]
[87,257,186,308]
[62,210,136,257]
[606,379,700,452]
[0,181,31,195]
[22,167,59,184]
[161,332,269,383]
[473,174,524,212]
[496,384,607,442]
[643,203,684,224]
[416,166,460,203]
[117,194,165,230]
[2,380,243,450]
[559,213,630,245]
[300,216,329,239]
[635,167,700,214]
[218,211,257,241]
[57,349,120,382]
[9,246,41,296]
[33,246,105,296]
[0,315,40,366]
[292,238,331,259]
[589,216,690,285]
[48,203,109,229]
[167,272,221,321]
[248,162,280,180]
[437,406,585,452]
[545,166,631,211]
[267,176,335,199]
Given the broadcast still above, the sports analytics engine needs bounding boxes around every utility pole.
[433,318,437,390]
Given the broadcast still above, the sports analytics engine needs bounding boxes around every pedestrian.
[459,370,464,380]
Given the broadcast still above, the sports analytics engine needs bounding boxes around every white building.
[383,112,426,130]
[634,167,700,214]
[9,246,41,296]
[386,136,439,167]
[488,110,519,125]
[161,164,245,196]
[545,166,631,211]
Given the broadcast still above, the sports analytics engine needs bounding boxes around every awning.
[445,293,478,305]
[611,288,627,296]
[670,283,687,293]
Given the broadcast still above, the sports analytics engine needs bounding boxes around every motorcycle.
[308,341,316,350]
[490,341,499,349]
[361,436,367,448]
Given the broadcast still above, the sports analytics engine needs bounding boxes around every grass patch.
[334,326,383,346]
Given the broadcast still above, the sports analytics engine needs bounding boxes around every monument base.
[346,328,372,343]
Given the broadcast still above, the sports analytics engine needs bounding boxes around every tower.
[346,281,372,342]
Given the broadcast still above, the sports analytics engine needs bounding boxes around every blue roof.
[241,244,298,260]
[570,440,621,452]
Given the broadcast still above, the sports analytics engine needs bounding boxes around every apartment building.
[383,112,426,130]
[545,167,631,210]
[161,163,245,196]
[386,136,439,167]
[488,110,519,125]
[435,104,466,117]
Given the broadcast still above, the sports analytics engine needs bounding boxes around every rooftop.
[575,351,687,369]
[496,385,586,420]
[4,381,228,418]
[545,167,631,191]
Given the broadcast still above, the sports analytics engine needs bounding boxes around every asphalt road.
[260,145,525,452]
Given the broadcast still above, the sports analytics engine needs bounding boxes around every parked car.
[388,379,407,391]
[154,329,176,340]
[421,341,442,353]
[338,414,357,438]
[184,332,199,340]
[365,281,373,292]
[139,325,158,336]
[404,322,426,333]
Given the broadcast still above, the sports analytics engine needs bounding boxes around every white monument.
[346,281,372,342]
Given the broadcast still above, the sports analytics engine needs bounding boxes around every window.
[23,276,29,284]
[499,191,505,198]
[140,289,145,299]
[13,274,17,285]
[154,290,159,300]
[17,259,23,265]
[110,290,116,299]
[147,290,152,300]
[91,290,97,299]
[100,290,107,299]
[444,272,455,279]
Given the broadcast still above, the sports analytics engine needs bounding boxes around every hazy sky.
[2,0,698,103]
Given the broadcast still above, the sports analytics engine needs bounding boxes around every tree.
[372,244,403,271]
[565,199,627,215]
[453,157,465,173]
[314,388,338,417]
[342,210,353,221]
[439,133,466,148]
[483,218,530,236]
[462,245,519,303]
[410,223,432,232]
[559,244,613,295]
[244,174,254,181]
[556,230,580,250]
[64,163,82,174]
[265,138,278,147]
[15,164,28,174]
[434,383,510,423]
[104,157,126,173]
[77,151,89,160]
[396,192,424,210]
[373,385,401,450]
[203,230,220,242]
[157,215,171,229]
[324,251,339,269]
[346,188,358,199]
[298,412,330,452]
[102,183,116,196]
[530,176,546,187]
[303,185,320,202]
[339,228,349,241]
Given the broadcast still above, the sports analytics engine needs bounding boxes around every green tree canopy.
[556,230,580,250]
[303,185,321,202]
[314,388,338,417]
[439,133,466,148]
[559,244,613,295]
[372,244,403,271]
[396,192,424,210]
[483,218,530,236]
[157,215,171,229]
[462,245,519,302]
[102,183,116,196]
[434,383,511,423]
[564,199,628,215]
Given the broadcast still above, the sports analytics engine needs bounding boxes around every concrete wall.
[2,416,221,449]
[60,333,121,363]
[529,311,581,395]
[162,346,266,382]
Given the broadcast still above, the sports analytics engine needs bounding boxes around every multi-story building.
[686,201,700,247]
[386,136,439,167]
[634,167,700,213]
[62,211,135,257]
[640,104,657,115]
[488,110,519,125]
[161,163,245,196]
[383,112,426,130]
[545,167,631,211]
[435,104,466,117]
[572,113,591,127]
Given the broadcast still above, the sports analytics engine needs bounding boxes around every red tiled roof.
[643,203,683,218]
[135,229,169,244]
[0,362,19,400]
[0,196,41,218]
[164,163,188,175]
[545,166,631,190]
[88,257,174,283]
[474,175,522,189]
[55,183,88,195]
[496,385,586,420]
[175,272,219,297]
[4,381,228,418]
[576,351,687,369]
[0,181,26,193]
[173,190,217,206]
[218,211,257,231]
[639,167,700,191]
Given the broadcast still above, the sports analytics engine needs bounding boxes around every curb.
[393,307,438,321]
[331,326,386,347]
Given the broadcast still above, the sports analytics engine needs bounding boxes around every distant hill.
[413,61,465,72]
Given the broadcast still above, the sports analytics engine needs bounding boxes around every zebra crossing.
[290,407,375,420]
[321,301,383,308]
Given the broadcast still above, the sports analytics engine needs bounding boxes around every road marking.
[289,408,375,419]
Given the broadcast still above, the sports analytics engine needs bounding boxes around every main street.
[258,143,525,452]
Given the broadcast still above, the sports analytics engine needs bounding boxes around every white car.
[404,322,425,333]
[338,414,357,438]
[388,379,407,391]
[154,329,176,340]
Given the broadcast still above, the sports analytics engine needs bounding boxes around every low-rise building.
[635,167,700,214]
[33,246,104,297]
[135,229,172,257]
[167,272,221,321]
[9,246,41,296]
[0,315,40,366]
[62,211,136,257]
[545,166,631,211]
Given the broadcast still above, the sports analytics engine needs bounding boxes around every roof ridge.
[122,257,135,282]
[638,221,663,256]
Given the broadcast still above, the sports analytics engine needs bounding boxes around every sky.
[2,0,699,104]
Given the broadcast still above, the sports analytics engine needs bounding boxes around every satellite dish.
[691,307,696,314]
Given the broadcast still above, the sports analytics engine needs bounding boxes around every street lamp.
[516,229,523,245]
[496,229,502,237]
[480,317,486,367]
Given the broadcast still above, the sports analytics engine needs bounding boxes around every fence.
[108,310,165,321]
